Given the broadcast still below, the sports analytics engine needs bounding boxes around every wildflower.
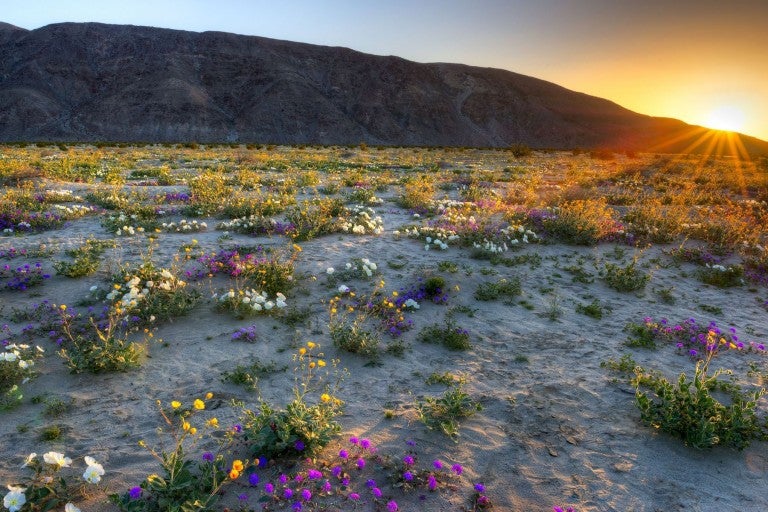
[339,449,349,459]
[64,504,81,512]
[360,438,371,449]
[428,474,437,490]
[403,455,415,466]
[171,400,181,409]
[403,471,413,481]
[230,469,240,479]
[128,486,142,499]
[308,469,323,480]
[331,466,342,477]
[302,489,312,501]
[280,474,288,484]
[3,487,26,512]
[205,392,213,399]
[202,452,214,462]
[43,451,72,468]
[323,480,332,493]
[451,464,463,475]
[284,488,294,499]
[318,359,326,367]
[349,493,360,501]
[83,456,105,484]
[23,453,37,467]
[474,483,486,492]
[356,458,366,469]
[206,417,219,428]
[249,473,260,486]
[433,459,443,469]
[193,399,205,410]
[387,500,399,511]
[295,440,305,451]
[307,341,316,349]
[372,487,382,498]
[265,483,275,494]
[292,502,302,511]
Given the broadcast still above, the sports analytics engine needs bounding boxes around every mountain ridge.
[1,21,766,155]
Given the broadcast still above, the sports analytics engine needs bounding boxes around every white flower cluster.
[0,343,44,372]
[347,258,378,277]
[44,189,83,201]
[217,289,287,312]
[161,219,208,232]
[340,205,384,235]
[500,225,537,244]
[3,452,104,512]
[216,215,277,231]
[115,225,145,236]
[396,226,459,251]
[52,204,94,218]
[106,270,185,308]
[705,263,728,272]
[403,298,420,310]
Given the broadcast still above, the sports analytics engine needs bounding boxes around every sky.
[4,0,767,140]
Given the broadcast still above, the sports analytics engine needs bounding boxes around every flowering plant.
[0,342,44,410]
[2,451,104,512]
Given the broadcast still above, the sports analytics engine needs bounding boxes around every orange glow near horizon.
[701,105,747,133]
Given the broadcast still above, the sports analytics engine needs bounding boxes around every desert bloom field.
[1,144,767,512]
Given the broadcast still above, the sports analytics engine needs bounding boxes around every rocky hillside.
[1,22,766,154]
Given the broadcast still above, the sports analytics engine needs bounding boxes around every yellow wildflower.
[320,393,331,403]
[317,360,326,367]
[309,362,316,369]
[207,418,219,428]
[232,460,244,472]
[193,399,205,410]
[59,304,67,311]
[182,421,191,431]
[189,427,197,435]
[205,392,213,399]
[299,348,307,356]
[307,341,316,349]
[229,469,240,480]
[293,244,302,252]
[171,401,181,409]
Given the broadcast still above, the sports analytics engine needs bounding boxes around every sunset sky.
[4,0,767,140]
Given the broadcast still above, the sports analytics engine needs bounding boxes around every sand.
[1,158,766,512]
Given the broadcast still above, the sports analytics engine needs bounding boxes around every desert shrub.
[416,383,482,438]
[240,342,345,459]
[509,143,532,158]
[110,394,236,511]
[603,259,650,292]
[1,343,44,410]
[634,358,767,450]
[576,299,608,319]
[5,451,106,511]
[623,200,687,243]
[329,318,381,358]
[543,198,620,245]
[56,306,145,374]
[474,277,521,301]
[187,171,230,215]
[698,264,744,288]
[285,198,345,241]
[419,317,471,350]
[398,174,435,209]
[53,238,115,278]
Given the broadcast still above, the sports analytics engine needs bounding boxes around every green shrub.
[698,264,744,288]
[419,318,471,350]
[543,198,618,245]
[241,343,345,459]
[416,383,482,439]
[634,359,767,450]
[603,259,650,292]
[474,277,521,301]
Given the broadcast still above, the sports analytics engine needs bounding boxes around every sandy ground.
[1,180,767,512]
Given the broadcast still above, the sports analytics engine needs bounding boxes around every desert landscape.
[1,144,767,511]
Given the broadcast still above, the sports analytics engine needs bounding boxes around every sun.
[703,105,746,132]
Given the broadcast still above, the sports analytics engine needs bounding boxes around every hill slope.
[1,22,766,154]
